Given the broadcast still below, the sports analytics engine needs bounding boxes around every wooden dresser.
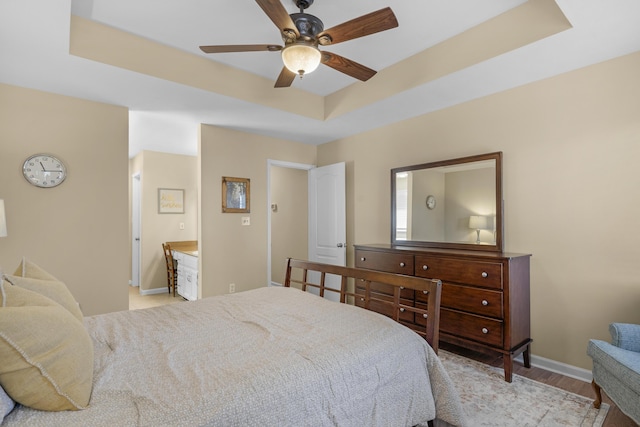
[354,244,531,382]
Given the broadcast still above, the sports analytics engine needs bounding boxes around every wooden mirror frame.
[391,152,503,252]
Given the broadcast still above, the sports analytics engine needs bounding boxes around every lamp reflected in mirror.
[469,215,487,244]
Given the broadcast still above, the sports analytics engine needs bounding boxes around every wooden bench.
[284,258,442,353]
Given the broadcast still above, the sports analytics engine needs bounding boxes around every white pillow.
[0,384,15,423]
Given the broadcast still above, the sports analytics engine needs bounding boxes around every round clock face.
[22,154,67,188]
[426,195,436,210]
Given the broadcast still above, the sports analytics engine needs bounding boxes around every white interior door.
[308,162,346,301]
[131,173,141,287]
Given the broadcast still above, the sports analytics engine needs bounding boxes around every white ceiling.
[1,0,639,157]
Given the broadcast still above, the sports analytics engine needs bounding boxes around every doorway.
[267,160,313,286]
[267,160,346,288]
[131,173,141,288]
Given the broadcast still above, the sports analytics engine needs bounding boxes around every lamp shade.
[0,199,7,237]
[469,215,487,230]
[281,42,321,76]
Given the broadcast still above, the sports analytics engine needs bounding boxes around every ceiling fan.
[199,0,399,88]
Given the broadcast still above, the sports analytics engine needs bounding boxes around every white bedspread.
[5,287,465,426]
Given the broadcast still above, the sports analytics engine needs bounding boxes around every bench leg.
[522,344,531,368]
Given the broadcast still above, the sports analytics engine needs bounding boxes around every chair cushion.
[0,281,93,411]
[588,339,640,395]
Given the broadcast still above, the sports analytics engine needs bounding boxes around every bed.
[1,258,466,426]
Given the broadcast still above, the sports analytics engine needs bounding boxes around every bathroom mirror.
[391,152,503,252]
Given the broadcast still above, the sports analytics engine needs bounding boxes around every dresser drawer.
[355,250,414,275]
[414,255,503,289]
[440,309,503,347]
[355,289,415,323]
[415,283,502,318]
[355,280,414,299]
[439,283,503,318]
[414,302,435,328]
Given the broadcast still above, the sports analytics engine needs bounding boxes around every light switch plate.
[241,217,250,226]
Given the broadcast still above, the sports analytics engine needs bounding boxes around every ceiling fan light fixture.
[281,42,321,77]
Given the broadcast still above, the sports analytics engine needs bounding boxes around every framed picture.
[158,188,185,214]
[222,177,250,213]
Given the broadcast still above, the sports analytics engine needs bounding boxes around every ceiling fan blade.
[321,51,376,82]
[255,0,300,37]
[200,44,282,54]
[318,7,398,46]
[274,67,296,88]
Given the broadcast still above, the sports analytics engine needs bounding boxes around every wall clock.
[22,154,67,188]
[426,195,436,210]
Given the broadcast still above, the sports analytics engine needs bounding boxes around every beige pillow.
[0,281,93,411]
[13,258,58,281]
[3,275,83,321]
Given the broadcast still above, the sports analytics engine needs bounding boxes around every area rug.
[438,350,610,427]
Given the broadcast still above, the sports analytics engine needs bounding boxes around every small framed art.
[222,177,250,213]
[158,188,185,214]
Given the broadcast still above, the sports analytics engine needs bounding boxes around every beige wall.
[2,51,638,372]
[199,125,316,298]
[270,166,308,285]
[0,83,129,315]
[317,51,640,370]
[130,150,198,292]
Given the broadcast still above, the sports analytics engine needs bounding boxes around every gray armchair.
[587,323,640,424]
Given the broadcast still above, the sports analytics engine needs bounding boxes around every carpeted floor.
[438,350,610,427]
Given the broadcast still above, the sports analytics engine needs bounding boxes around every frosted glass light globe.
[281,43,321,76]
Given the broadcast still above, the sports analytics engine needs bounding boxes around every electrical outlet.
[229,283,236,293]
[179,222,185,230]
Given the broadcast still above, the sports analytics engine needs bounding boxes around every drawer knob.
[360,257,366,262]
[423,313,428,319]
[360,297,365,302]
[422,265,428,270]
[482,300,489,306]
[481,272,488,278]
[399,308,405,312]
[482,328,489,334]
[400,286,404,290]
[399,262,405,267]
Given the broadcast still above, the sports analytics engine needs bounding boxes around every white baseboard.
[138,287,170,296]
[270,281,283,287]
[515,353,592,383]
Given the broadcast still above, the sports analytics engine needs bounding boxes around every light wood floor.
[128,285,185,310]
[127,290,635,426]
[440,343,637,427]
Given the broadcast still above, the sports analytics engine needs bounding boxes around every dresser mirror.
[391,152,503,252]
